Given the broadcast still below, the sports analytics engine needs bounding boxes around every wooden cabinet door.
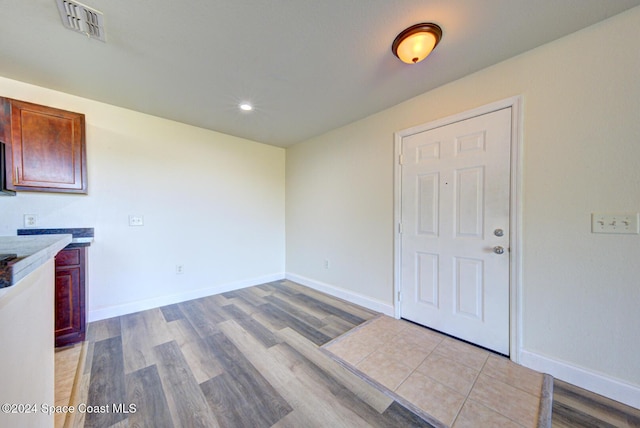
[8,99,87,193]
[54,247,86,347]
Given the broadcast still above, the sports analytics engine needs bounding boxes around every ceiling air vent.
[55,0,106,42]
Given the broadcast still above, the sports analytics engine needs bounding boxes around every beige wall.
[0,260,55,428]
[1,4,638,408]
[286,6,640,405]
[0,77,286,320]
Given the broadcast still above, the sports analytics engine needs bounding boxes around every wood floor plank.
[153,341,220,428]
[166,318,201,348]
[221,304,280,348]
[179,337,225,385]
[245,284,272,298]
[269,280,305,297]
[85,336,127,428]
[552,379,640,427]
[270,409,331,428]
[121,309,172,374]
[201,371,291,428]
[201,331,293,423]
[199,295,232,321]
[218,320,376,427]
[277,326,393,414]
[255,282,278,292]
[160,304,185,322]
[382,401,437,428]
[552,401,618,428]
[268,290,339,320]
[287,292,367,325]
[258,302,332,346]
[320,314,359,338]
[227,287,270,307]
[264,294,327,329]
[224,296,262,317]
[280,280,378,319]
[179,299,223,338]
[275,341,407,428]
[208,293,233,307]
[126,365,174,428]
[86,316,121,343]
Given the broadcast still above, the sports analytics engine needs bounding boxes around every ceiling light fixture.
[239,103,253,112]
[392,23,442,64]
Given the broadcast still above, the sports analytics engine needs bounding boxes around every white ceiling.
[1,1,639,147]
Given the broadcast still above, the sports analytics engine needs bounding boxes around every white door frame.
[393,96,523,361]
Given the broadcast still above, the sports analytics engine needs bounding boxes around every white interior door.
[399,107,512,355]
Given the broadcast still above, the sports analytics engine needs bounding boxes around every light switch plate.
[591,213,639,234]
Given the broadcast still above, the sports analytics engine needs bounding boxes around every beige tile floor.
[323,315,547,427]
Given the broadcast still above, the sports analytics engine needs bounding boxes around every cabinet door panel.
[9,99,86,193]
[20,110,75,183]
[54,247,86,347]
[55,268,80,335]
[55,267,80,336]
[55,247,81,266]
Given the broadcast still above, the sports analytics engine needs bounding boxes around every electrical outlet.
[128,215,144,226]
[176,265,184,274]
[24,214,38,228]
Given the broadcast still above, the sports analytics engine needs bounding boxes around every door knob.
[493,246,505,255]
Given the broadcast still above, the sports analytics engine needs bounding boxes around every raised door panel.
[55,267,81,336]
[9,99,86,193]
[54,247,86,347]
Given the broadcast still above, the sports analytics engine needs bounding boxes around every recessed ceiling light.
[239,103,253,112]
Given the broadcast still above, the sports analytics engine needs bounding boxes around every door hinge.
[398,154,404,165]
[397,291,402,302]
[398,223,403,234]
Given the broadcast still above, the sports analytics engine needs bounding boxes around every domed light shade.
[392,23,442,64]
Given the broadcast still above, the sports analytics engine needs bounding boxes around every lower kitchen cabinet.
[54,246,86,347]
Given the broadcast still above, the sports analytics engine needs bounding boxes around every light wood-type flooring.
[61,280,435,427]
[54,279,640,427]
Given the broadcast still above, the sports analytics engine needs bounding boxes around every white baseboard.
[285,272,395,317]
[88,273,285,322]
[520,349,640,409]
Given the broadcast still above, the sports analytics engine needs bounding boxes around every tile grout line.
[326,316,547,428]
[319,346,448,428]
[465,364,542,428]
[448,351,489,427]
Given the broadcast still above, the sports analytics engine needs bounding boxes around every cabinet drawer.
[56,248,81,266]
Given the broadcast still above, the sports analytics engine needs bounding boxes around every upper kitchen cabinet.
[1,97,87,194]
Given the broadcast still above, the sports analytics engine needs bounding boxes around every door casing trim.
[393,96,524,361]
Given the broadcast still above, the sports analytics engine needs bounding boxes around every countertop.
[18,227,95,247]
[0,234,72,293]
